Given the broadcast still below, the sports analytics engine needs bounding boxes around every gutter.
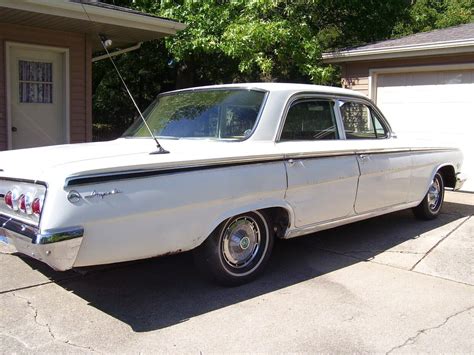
[322,39,474,63]
[0,1,187,34]
[92,42,142,62]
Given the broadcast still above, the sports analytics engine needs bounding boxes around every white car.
[0,83,465,285]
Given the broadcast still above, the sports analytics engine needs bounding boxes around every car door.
[338,100,412,214]
[278,98,359,227]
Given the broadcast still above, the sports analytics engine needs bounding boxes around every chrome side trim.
[36,226,84,245]
[285,200,420,239]
[64,147,460,187]
[0,177,48,186]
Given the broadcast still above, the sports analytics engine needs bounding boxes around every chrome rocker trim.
[0,214,84,271]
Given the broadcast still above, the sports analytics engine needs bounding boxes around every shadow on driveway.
[17,200,473,332]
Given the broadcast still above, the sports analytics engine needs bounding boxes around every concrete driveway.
[1,191,473,353]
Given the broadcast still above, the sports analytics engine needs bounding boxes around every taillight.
[4,191,13,208]
[19,194,26,213]
[1,183,45,219]
[32,198,42,216]
[16,193,36,215]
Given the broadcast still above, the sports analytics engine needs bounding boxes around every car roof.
[164,82,368,99]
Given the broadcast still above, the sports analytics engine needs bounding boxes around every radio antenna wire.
[80,1,169,154]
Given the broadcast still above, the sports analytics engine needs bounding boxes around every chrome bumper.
[0,214,83,271]
[454,172,467,191]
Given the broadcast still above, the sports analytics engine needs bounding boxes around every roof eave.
[322,39,474,63]
[0,1,187,35]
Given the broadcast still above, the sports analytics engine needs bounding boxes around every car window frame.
[279,98,341,142]
[335,98,393,140]
[276,94,345,142]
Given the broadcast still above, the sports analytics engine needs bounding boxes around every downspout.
[92,42,142,62]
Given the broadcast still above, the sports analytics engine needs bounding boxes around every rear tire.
[194,211,274,286]
[413,172,444,220]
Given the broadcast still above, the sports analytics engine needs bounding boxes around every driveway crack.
[12,292,56,341]
[10,292,98,353]
[410,216,471,271]
[386,305,474,354]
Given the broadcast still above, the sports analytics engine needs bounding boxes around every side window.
[340,101,388,139]
[280,100,338,141]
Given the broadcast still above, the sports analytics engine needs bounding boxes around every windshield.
[123,89,266,140]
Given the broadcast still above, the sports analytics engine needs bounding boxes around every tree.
[392,0,474,36]
[93,0,473,139]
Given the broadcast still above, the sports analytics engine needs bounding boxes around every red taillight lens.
[5,191,13,208]
[19,194,26,213]
[32,198,42,216]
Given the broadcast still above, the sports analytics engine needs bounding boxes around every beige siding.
[341,76,369,96]
[0,23,92,150]
[340,53,474,98]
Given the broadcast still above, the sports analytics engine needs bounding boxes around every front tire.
[194,211,274,286]
[413,172,444,220]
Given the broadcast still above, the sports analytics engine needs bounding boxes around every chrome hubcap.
[427,177,441,211]
[222,216,260,268]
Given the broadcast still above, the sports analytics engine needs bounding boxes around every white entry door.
[376,69,474,191]
[8,44,67,149]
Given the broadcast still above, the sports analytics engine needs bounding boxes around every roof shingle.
[348,22,474,51]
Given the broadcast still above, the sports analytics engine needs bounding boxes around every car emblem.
[85,189,122,200]
[67,190,82,203]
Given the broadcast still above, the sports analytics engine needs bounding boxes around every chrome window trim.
[157,86,269,98]
[278,98,340,142]
[274,92,383,142]
[336,97,394,140]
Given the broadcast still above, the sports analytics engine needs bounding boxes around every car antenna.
[80,2,169,155]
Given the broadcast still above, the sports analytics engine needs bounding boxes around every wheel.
[413,172,444,220]
[194,211,274,286]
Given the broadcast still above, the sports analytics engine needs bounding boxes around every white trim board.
[5,42,70,150]
[0,1,186,34]
[322,40,474,63]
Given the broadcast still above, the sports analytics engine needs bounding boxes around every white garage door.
[376,69,474,191]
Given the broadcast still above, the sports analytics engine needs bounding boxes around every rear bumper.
[0,214,83,271]
[454,172,467,191]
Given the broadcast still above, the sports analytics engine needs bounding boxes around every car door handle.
[287,159,295,167]
[358,154,369,160]
[11,126,17,132]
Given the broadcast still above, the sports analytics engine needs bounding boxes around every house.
[323,23,474,191]
[0,0,185,151]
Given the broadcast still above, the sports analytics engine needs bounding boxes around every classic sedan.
[0,83,465,285]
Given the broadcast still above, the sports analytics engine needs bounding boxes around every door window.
[339,101,388,139]
[280,100,338,140]
[18,60,53,104]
